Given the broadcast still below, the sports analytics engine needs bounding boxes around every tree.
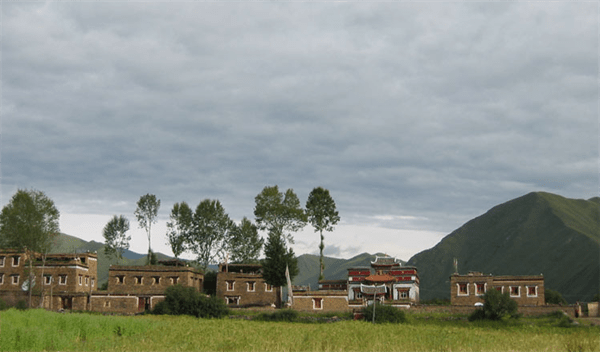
[228,217,263,264]
[0,189,60,308]
[254,185,307,246]
[166,202,193,264]
[134,194,161,265]
[305,187,340,280]
[187,199,233,270]
[545,289,568,305]
[469,288,518,321]
[262,231,298,307]
[102,215,131,264]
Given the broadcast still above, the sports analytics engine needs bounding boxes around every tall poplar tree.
[166,202,193,265]
[254,185,307,246]
[305,187,340,280]
[134,194,161,265]
[103,215,131,264]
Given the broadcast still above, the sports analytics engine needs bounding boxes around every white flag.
[286,264,293,305]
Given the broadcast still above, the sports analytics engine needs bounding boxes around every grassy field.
[1,309,599,351]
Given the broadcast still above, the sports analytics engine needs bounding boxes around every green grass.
[1,309,598,351]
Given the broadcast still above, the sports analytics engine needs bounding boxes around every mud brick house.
[216,263,277,307]
[0,249,98,310]
[294,255,420,312]
[450,272,545,306]
[91,263,204,314]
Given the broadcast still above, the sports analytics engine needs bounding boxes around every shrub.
[255,309,299,322]
[15,300,28,311]
[469,289,518,321]
[152,284,228,319]
[545,289,568,305]
[361,303,407,324]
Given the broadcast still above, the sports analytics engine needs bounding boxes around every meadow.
[1,309,598,352]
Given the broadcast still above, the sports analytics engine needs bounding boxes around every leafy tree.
[545,289,568,305]
[305,187,340,280]
[262,231,298,307]
[469,288,518,321]
[592,293,600,302]
[254,185,307,246]
[134,193,161,265]
[228,217,263,264]
[166,202,193,264]
[187,199,233,270]
[0,189,60,308]
[102,215,131,264]
[152,284,228,318]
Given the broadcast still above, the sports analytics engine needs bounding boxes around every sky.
[1,1,597,262]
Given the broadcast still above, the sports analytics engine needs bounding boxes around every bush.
[0,297,8,311]
[545,289,568,305]
[15,300,28,311]
[152,284,228,319]
[255,309,299,322]
[469,289,518,321]
[361,303,407,324]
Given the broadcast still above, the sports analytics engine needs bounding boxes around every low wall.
[405,304,576,318]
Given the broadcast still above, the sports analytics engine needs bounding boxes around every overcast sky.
[1,1,597,262]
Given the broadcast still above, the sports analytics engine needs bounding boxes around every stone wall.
[108,265,203,295]
[292,291,350,313]
[216,271,277,307]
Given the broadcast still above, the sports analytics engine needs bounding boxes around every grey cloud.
[2,2,596,241]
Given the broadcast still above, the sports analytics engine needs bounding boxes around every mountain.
[293,252,406,289]
[49,234,175,286]
[407,192,600,303]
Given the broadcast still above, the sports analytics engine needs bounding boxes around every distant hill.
[294,252,406,289]
[407,192,600,303]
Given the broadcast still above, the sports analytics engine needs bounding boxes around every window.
[85,276,89,286]
[0,256,5,267]
[116,275,125,284]
[457,283,469,296]
[170,276,179,285]
[104,301,111,308]
[44,275,52,285]
[153,276,161,285]
[135,276,143,285]
[12,256,20,267]
[265,283,273,292]
[527,286,537,297]
[353,288,363,299]
[226,280,235,291]
[397,289,409,299]
[476,283,486,296]
[11,275,19,285]
[312,298,323,310]
[79,275,83,285]
[494,286,503,292]
[59,275,67,285]
[0,273,4,285]
[91,278,95,288]
[225,296,240,305]
[247,281,255,292]
[510,286,520,297]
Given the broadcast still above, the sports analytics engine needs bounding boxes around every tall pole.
[372,292,376,324]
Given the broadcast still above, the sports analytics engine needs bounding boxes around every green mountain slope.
[293,252,405,289]
[407,192,600,303]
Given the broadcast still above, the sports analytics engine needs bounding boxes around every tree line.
[104,185,340,286]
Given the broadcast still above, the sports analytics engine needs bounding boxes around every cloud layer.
[2,2,597,259]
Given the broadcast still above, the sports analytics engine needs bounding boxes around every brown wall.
[292,292,350,313]
[450,274,545,306]
[216,271,277,307]
[108,265,203,295]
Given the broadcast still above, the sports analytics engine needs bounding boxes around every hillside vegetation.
[408,192,599,302]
